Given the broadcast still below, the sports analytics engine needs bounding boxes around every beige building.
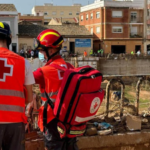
[32,3,81,24]
[18,22,93,54]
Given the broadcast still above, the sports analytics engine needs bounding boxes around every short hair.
[0,33,7,42]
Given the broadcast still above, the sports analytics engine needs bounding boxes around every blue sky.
[0,0,94,14]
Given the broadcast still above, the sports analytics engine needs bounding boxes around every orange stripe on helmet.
[40,32,59,41]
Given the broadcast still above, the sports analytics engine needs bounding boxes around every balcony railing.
[130,32,143,38]
[130,17,143,23]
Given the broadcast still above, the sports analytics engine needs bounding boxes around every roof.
[0,4,17,11]
[52,18,79,24]
[18,23,92,37]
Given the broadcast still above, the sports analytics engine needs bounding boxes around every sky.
[0,0,95,14]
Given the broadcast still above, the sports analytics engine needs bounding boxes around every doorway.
[111,45,126,54]
[12,43,17,53]
[69,42,75,54]
[135,45,141,53]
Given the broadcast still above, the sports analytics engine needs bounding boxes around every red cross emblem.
[94,102,98,109]
[0,58,13,82]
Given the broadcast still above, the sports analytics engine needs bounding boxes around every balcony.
[130,32,143,38]
[147,35,150,39]
[130,17,143,23]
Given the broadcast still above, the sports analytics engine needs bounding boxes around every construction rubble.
[25,84,150,150]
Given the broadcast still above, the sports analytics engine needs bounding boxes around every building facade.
[80,0,144,54]
[0,4,18,52]
[18,23,93,54]
[146,0,150,51]
[32,3,81,25]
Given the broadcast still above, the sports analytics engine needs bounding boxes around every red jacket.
[33,55,67,131]
[0,47,27,123]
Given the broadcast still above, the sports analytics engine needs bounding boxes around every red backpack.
[45,64,105,138]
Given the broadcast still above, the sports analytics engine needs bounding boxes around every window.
[44,12,48,15]
[91,28,93,34]
[96,12,100,18]
[131,12,137,21]
[69,12,72,15]
[91,13,93,19]
[148,30,150,35]
[96,27,100,33]
[52,11,56,15]
[112,26,123,33]
[112,11,123,18]
[81,15,83,21]
[60,11,64,15]
[86,14,88,20]
[76,12,80,15]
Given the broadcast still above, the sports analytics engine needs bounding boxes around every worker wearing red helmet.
[33,29,78,150]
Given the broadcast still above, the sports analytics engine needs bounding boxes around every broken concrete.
[77,132,150,150]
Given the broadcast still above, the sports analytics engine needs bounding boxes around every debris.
[114,116,121,122]
[99,122,113,130]
[142,118,148,124]
[126,115,141,131]
[86,127,97,136]
[97,129,112,136]
[141,110,150,117]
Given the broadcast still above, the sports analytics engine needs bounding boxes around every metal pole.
[106,80,111,117]
[135,77,143,116]
[144,0,148,54]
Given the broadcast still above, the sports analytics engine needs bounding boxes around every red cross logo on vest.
[94,102,98,109]
[0,58,13,82]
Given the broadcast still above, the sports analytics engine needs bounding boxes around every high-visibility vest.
[84,51,87,56]
[98,50,101,53]
[38,56,67,131]
[90,50,93,55]
[0,47,26,123]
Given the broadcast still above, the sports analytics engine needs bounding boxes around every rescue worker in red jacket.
[33,29,79,150]
[0,22,35,150]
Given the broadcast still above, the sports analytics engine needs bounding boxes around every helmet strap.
[44,48,59,61]
[6,37,11,49]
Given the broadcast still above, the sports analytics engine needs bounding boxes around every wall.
[78,132,150,150]
[18,37,93,54]
[18,38,34,51]
[79,8,103,39]
[98,58,150,76]
[102,40,144,54]
[62,38,93,55]
[106,24,129,39]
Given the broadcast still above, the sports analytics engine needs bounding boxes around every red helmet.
[34,29,63,49]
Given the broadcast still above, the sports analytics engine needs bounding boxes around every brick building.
[80,0,144,54]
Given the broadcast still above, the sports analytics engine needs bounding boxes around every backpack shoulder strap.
[50,63,67,71]
[50,62,74,71]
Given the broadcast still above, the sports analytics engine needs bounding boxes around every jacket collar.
[45,55,61,66]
